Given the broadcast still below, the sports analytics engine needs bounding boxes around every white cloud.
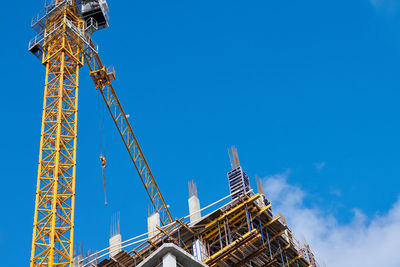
[262,172,400,267]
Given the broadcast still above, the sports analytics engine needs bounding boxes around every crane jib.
[90,69,173,226]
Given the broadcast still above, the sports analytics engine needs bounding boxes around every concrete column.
[109,233,122,257]
[147,212,160,239]
[162,252,177,267]
[72,254,83,267]
[188,195,201,223]
[256,194,266,209]
[193,239,208,262]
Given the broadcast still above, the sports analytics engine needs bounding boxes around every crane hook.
[100,154,108,206]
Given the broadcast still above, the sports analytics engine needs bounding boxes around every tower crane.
[28,1,172,266]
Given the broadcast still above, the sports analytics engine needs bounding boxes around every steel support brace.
[218,222,223,250]
[259,220,265,245]
[226,218,232,244]
[178,229,181,247]
[245,204,252,231]
[279,241,286,267]
[266,230,272,259]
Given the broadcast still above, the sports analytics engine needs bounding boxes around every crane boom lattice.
[30,3,85,267]
[29,1,172,266]
[87,53,173,226]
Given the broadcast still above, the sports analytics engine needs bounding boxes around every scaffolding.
[87,191,318,267]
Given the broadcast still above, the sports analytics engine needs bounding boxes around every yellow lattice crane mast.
[28,1,172,266]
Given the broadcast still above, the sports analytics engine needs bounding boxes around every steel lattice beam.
[30,6,84,267]
[86,53,173,225]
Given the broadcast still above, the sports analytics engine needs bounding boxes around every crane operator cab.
[80,0,109,33]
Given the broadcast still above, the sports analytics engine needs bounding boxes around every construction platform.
[90,192,315,267]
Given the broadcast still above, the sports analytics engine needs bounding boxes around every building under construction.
[74,148,320,267]
[28,1,320,267]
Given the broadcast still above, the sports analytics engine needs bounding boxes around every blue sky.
[1,0,400,266]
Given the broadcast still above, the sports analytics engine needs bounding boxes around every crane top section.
[80,0,109,31]
[33,0,109,33]
[29,0,109,61]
